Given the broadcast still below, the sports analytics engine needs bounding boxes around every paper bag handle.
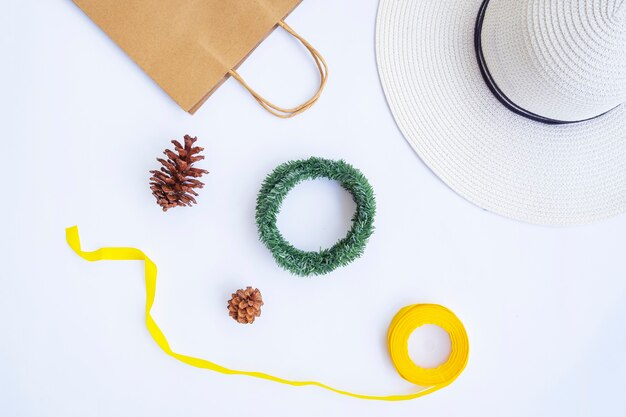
[228,21,328,118]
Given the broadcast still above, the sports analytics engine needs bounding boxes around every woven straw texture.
[376,0,626,225]
[482,0,626,121]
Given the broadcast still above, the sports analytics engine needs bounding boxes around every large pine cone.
[149,135,209,211]
[227,287,264,324]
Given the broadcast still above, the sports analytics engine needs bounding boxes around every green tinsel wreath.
[256,157,376,276]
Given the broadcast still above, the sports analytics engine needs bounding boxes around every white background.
[2,1,626,416]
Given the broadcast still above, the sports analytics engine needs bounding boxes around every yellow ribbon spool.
[65,226,469,401]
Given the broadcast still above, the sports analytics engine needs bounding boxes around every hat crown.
[481,0,626,122]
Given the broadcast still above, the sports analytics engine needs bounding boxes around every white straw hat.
[376,0,626,224]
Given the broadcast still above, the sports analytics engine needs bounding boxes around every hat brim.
[376,0,626,225]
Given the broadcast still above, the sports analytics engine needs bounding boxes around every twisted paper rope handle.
[65,226,469,401]
[229,20,328,118]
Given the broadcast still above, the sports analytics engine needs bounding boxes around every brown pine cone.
[149,135,209,211]
[227,287,264,324]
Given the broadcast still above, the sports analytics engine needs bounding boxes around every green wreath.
[256,157,376,276]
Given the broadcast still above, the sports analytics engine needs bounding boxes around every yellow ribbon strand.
[65,226,469,401]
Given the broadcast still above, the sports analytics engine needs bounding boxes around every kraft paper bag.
[72,0,328,117]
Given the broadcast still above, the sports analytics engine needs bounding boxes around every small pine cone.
[149,135,209,212]
[227,287,264,324]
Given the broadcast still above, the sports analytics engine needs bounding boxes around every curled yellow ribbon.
[66,226,469,401]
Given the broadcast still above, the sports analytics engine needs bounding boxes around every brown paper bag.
[72,0,328,117]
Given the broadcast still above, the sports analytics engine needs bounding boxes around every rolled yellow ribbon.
[66,226,469,401]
